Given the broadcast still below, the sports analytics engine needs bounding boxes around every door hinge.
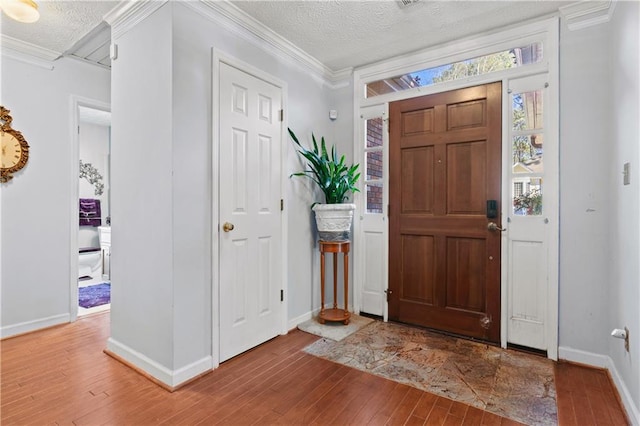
[387,204,390,216]
[280,199,284,211]
[280,289,284,301]
[279,109,284,122]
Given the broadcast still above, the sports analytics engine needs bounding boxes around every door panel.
[219,62,282,362]
[447,141,486,214]
[389,82,502,342]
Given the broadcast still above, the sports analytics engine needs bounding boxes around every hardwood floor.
[0,312,628,425]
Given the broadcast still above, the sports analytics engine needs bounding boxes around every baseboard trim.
[105,337,213,390]
[605,356,640,426]
[558,346,609,368]
[559,346,639,425]
[288,311,313,332]
[0,313,70,339]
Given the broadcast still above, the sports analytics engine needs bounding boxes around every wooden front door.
[388,82,502,342]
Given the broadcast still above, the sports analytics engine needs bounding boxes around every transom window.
[366,42,543,98]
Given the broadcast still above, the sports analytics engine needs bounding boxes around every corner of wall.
[559,346,640,425]
[106,337,213,389]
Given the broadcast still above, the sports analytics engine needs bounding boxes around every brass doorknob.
[222,222,235,232]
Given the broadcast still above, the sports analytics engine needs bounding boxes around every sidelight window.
[511,86,545,216]
[365,117,384,213]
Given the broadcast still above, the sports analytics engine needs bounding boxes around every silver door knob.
[222,222,235,232]
[487,222,506,232]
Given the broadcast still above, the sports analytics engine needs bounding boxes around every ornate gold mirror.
[1,106,30,183]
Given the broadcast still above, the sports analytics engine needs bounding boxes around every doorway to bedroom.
[77,105,111,317]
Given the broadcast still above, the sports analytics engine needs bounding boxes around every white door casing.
[218,60,284,362]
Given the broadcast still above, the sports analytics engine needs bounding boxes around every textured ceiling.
[230,0,572,70]
[0,0,575,71]
[0,1,119,56]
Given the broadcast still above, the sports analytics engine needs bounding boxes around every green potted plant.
[288,128,360,241]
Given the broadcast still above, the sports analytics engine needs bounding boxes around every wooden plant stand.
[318,240,350,325]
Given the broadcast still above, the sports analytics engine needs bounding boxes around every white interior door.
[219,61,283,362]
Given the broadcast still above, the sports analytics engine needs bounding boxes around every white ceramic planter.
[312,203,356,241]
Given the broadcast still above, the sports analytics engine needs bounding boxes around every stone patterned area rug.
[78,283,111,309]
[304,321,557,426]
[297,314,374,341]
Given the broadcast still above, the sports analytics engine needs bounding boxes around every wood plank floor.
[0,312,628,425]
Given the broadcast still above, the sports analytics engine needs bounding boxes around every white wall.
[558,20,611,355]
[0,56,110,337]
[609,0,640,412]
[108,2,335,382]
[170,2,335,333]
[108,4,175,370]
[559,6,640,419]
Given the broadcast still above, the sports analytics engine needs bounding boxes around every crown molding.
[0,35,60,70]
[187,0,351,89]
[559,0,617,31]
[104,0,168,40]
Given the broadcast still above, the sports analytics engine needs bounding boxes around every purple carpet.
[79,283,110,309]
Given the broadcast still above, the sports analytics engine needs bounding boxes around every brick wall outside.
[366,118,383,213]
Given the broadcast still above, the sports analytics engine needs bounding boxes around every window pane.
[513,90,543,131]
[366,183,383,214]
[366,42,543,98]
[513,178,542,216]
[366,150,383,180]
[366,117,383,148]
[513,134,543,173]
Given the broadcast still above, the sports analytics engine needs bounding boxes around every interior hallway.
[0,312,628,425]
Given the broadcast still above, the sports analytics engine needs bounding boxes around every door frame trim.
[69,96,111,323]
[211,49,289,368]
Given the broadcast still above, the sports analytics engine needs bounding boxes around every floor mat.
[303,320,557,426]
[78,283,110,309]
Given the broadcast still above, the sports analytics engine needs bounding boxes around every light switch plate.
[623,162,630,185]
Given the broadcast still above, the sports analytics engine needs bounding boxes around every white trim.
[211,50,221,369]
[106,337,213,388]
[184,1,351,89]
[69,96,111,324]
[559,0,617,31]
[500,78,509,350]
[0,35,59,70]
[1,313,69,339]
[545,18,560,361]
[558,346,609,368]
[287,311,313,332]
[559,346,640,425]
[104,0,168,40]
[211,49,288,368]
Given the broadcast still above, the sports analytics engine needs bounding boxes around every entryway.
[388,82,502,342]
[216,57,286,362]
